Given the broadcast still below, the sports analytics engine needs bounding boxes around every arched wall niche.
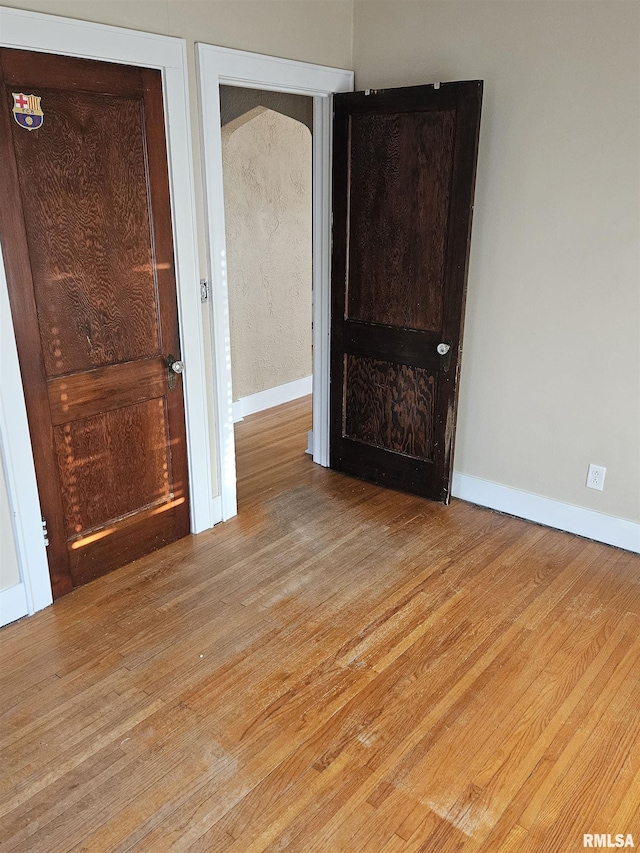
[221,104,313,404]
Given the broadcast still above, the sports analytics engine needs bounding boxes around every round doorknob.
[170,359,184,374]
[437,343,450,356]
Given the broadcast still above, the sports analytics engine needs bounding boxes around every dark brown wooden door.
[330,82,482,502]
[0,49,191,598]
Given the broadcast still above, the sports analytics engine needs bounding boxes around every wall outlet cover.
[586,464,606,491]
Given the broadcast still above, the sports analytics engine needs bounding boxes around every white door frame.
[0,6,213,623]
[197,44,353,521]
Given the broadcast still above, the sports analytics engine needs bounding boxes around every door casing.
[0,6,212,620]
[197,43,354,522]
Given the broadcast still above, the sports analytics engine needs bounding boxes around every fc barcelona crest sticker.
[12,93,44,131]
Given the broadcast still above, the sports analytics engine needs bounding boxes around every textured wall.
[354,0,640,523]
[0,456,21,592]
[222,108,312,401]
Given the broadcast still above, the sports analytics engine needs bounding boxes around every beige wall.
[222,108,312,401]
[354,0,640,522]
[0,457,21,592]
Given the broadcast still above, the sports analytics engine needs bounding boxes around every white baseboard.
[451,472,640,554]
[0,582,28,628]
[232,375,312,423]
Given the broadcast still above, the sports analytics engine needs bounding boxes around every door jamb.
[197,44,353,520]
[0,6,213,619]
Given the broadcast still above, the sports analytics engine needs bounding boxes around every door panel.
[0,48,190,598]
[15,89,161,376]
[331,82,482,502]
[344,355,436,459]
[53,399,171,538]
[347,109,456,332]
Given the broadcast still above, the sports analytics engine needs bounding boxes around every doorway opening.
[219,86,314,510]
[197,44,353,523]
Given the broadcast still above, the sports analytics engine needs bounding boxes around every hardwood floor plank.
[468,623,638,852]
[381,834,411,853]
[495,824,528,852]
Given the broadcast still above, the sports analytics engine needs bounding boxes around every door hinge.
[42,516,49,547]
[200,279,209,303]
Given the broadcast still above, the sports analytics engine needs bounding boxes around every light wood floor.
[1,396,640,852]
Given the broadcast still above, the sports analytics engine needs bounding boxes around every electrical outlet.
[586,464,606,491]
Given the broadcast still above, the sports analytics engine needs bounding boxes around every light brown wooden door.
[330,82,482,502]
[0,49,190,598]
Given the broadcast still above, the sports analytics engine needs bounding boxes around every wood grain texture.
[0,397,639,853]
[347,109,455,332]
[47,357,166,425]
[344,354,435,460]
[10,88,159,376]
[69,502,179,587]
[53,398,171,539]
[0,47,144,96]
[0,49,190,597]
